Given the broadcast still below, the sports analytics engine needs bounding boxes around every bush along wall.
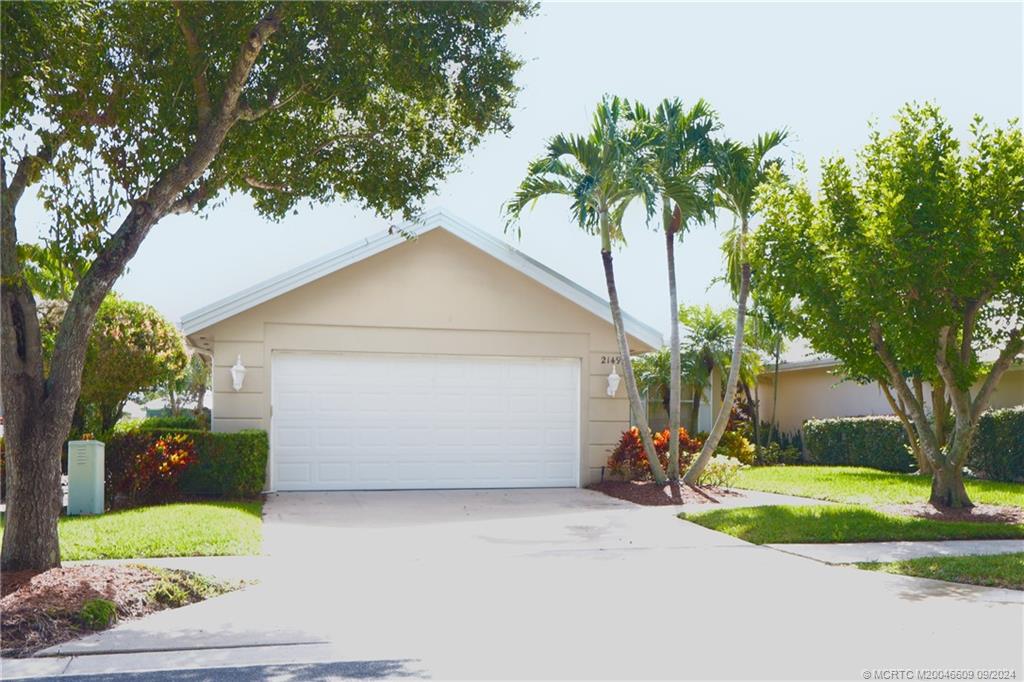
[968,406,1024,483]
[105,428,267,508]
[802,416,915,473]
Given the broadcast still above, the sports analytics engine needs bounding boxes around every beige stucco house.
[757,357,1024,434]
[182,209,661,491]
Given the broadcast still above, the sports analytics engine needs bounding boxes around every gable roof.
[181,208,664,348]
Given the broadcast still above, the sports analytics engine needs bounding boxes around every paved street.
[7,489,1023,680]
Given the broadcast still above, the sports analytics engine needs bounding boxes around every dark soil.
[1,565,234,658]
[878,502,1024,525]
[588,480,744,506]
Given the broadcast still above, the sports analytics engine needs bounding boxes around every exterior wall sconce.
[230,355,247,391]
[606,363,621,397]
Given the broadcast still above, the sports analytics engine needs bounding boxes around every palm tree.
[683,131,788,485]
[630,99,717,480]
[633,348,674,417]
[505,96,668,484]
[678,303,754,433]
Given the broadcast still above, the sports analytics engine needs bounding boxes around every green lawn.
[858,552,1024,591]
[732,466,1024,508]
[680,504,1024,544]
[0,501,263,560]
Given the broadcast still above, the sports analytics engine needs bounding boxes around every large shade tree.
[752,103,1024,508]
[505,96,668,484]
[0,1,533,570]
[630,99,717,479]
[683,130,788,484]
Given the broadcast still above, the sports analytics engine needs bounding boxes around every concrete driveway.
[30,489,1024,680]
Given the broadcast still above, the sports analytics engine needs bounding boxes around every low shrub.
[78,598,117,630]
[803,416,915,473]
[105,428,267,508]
[969,406,1024,483]
[141,414,204,431]
[697,455,743,488]
[754,442,802,467]
[608,426,701,480]
[130,434,197,503]
[176,429,268,498]
[715,430,756,465]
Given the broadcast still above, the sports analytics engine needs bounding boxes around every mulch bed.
[588,480,743,506]
[1,565,226,658]
[878,502,1024,525]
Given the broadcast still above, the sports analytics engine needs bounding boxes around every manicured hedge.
[969,406,1024,482]
[106,428,267,507]
[803,416,915,473]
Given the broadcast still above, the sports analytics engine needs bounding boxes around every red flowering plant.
[607,426,703,480]
[130,434,197,502]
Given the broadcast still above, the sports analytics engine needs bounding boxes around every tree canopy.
[751,103,1024,506]
[753,103,1023,393]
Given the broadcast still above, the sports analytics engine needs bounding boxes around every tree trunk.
[689,387,702,434]
[601,248,667,484]
[664,220,682,480]
[684,223,751,485]
[931,379,947,449]
[0,406,66,570]
[99,401,124,433]
[929,462,972,508]
[752,381,761,454]
[768,343,780,444]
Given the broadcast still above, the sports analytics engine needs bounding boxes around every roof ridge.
[181,208,664,349]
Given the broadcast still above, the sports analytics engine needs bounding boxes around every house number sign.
[600,355,622,365]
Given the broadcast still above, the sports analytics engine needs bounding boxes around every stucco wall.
[194,228,652,488]
[759,365,1024,433]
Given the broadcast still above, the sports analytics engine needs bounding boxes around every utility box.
[67,440,104,515]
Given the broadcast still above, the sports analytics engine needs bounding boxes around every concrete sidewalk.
[768,538,1024,564]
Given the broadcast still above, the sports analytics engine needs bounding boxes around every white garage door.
[271,352,580,490]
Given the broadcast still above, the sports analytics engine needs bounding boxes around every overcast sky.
[17,2,1024,359]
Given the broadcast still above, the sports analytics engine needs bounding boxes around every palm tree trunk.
[689,387,702,433]
[664,215,682,481]
[601,248,667,484]
[684,221,751,485]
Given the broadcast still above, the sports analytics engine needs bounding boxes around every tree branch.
[2,134,65,209]
[960,295,989,366]
[223,5,285,124]
[237,84,307,122]
[971,326,1024,422]
[879,380,924,468]
[935,325,973,422]
[168,176,221,214]
[868,321,943,461]
[173,0,212,129]
[244,176,287,192]
[1,156,47,411]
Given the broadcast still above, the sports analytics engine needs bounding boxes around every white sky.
[16,2,1024,360]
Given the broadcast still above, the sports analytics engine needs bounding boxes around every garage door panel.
[271,353,579,490]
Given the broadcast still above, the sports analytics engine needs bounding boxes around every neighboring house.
[757,357,1024,434]
[182,209,662,492]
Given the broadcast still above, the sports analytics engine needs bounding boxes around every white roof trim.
[181,208,664,349]
[768,355,1023,375]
